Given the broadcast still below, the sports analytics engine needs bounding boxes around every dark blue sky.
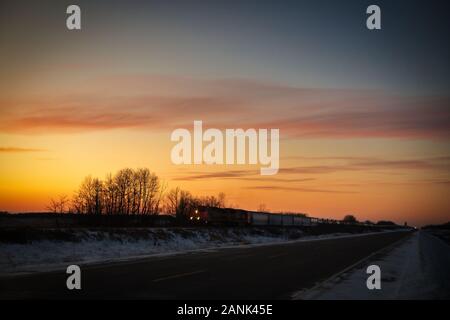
[1,0,449,94]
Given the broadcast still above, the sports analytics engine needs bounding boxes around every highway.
[0,231,412,299]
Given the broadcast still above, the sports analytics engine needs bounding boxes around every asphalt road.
[0,231,412,299]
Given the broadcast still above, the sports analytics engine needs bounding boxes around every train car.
[293,215,302,226]
[281,214,294,226]
[188,206,319,228]
[268,213,283,226]
[248,211,269,225]
[188,206,249,226]
[292,215,305,226]
[309,217,320,226]
[293,215,311,226]
[187,206,384,229]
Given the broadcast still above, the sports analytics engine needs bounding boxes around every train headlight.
[190,216,193,220]
[196,216,200,220]
[195,209,198,213]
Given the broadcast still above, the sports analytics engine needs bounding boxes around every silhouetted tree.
[217,192,226,208]
[71,176,103,215]
[46,198,59,213]
[115,168,133,214]
[195,193,226,208]
[177,190,193,219]
[165,187,200,220]
[257,203,268,212]
[70,168,165,215]
[68,168,229,217]
[343,214,357,223]
[376,220,396,226]
[166,187,181,216]
[47,194,69,214]
[135,168,164,215]
[103,173,118,215]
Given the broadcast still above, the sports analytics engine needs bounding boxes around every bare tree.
[46,198,59,213]
[47,194,69,214]
[217,192,226,208]
[68,168,171,216]
[115,168,134,214]
[92,178,103,215]
[152,180,167,215]
[57,194,68,213]
[257,203,268,212]
[165,187,195,220]
[195,193,226,208]
[166,187,181,216]
[177,190,193,219]
[139,168,161,215]
[103,173,118,215]
[71,176,103,215]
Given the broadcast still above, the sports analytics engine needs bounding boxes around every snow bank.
[0,227,389,275]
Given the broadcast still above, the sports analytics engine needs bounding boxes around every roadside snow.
[294,231,450,300]
[0,228,402,276]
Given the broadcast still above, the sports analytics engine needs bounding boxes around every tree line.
[47,167,226,220]
[45,168,397,226]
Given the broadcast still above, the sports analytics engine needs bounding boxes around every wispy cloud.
[173,170,315,182]
[171,156,449,181]
[244,185,358,194]
[1,76,449,139]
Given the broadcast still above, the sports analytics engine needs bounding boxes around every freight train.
[187,206,385,227]
[188,206,316,226]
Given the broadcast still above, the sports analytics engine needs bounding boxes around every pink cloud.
[0,76,448,139]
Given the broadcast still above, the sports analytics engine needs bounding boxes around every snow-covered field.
[0,227,389,275]
[295,231,450,300]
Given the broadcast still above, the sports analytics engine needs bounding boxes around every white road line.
[291,233,412,300]
[152,269,207,282]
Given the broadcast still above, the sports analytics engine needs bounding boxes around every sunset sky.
[0,0,449,226]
